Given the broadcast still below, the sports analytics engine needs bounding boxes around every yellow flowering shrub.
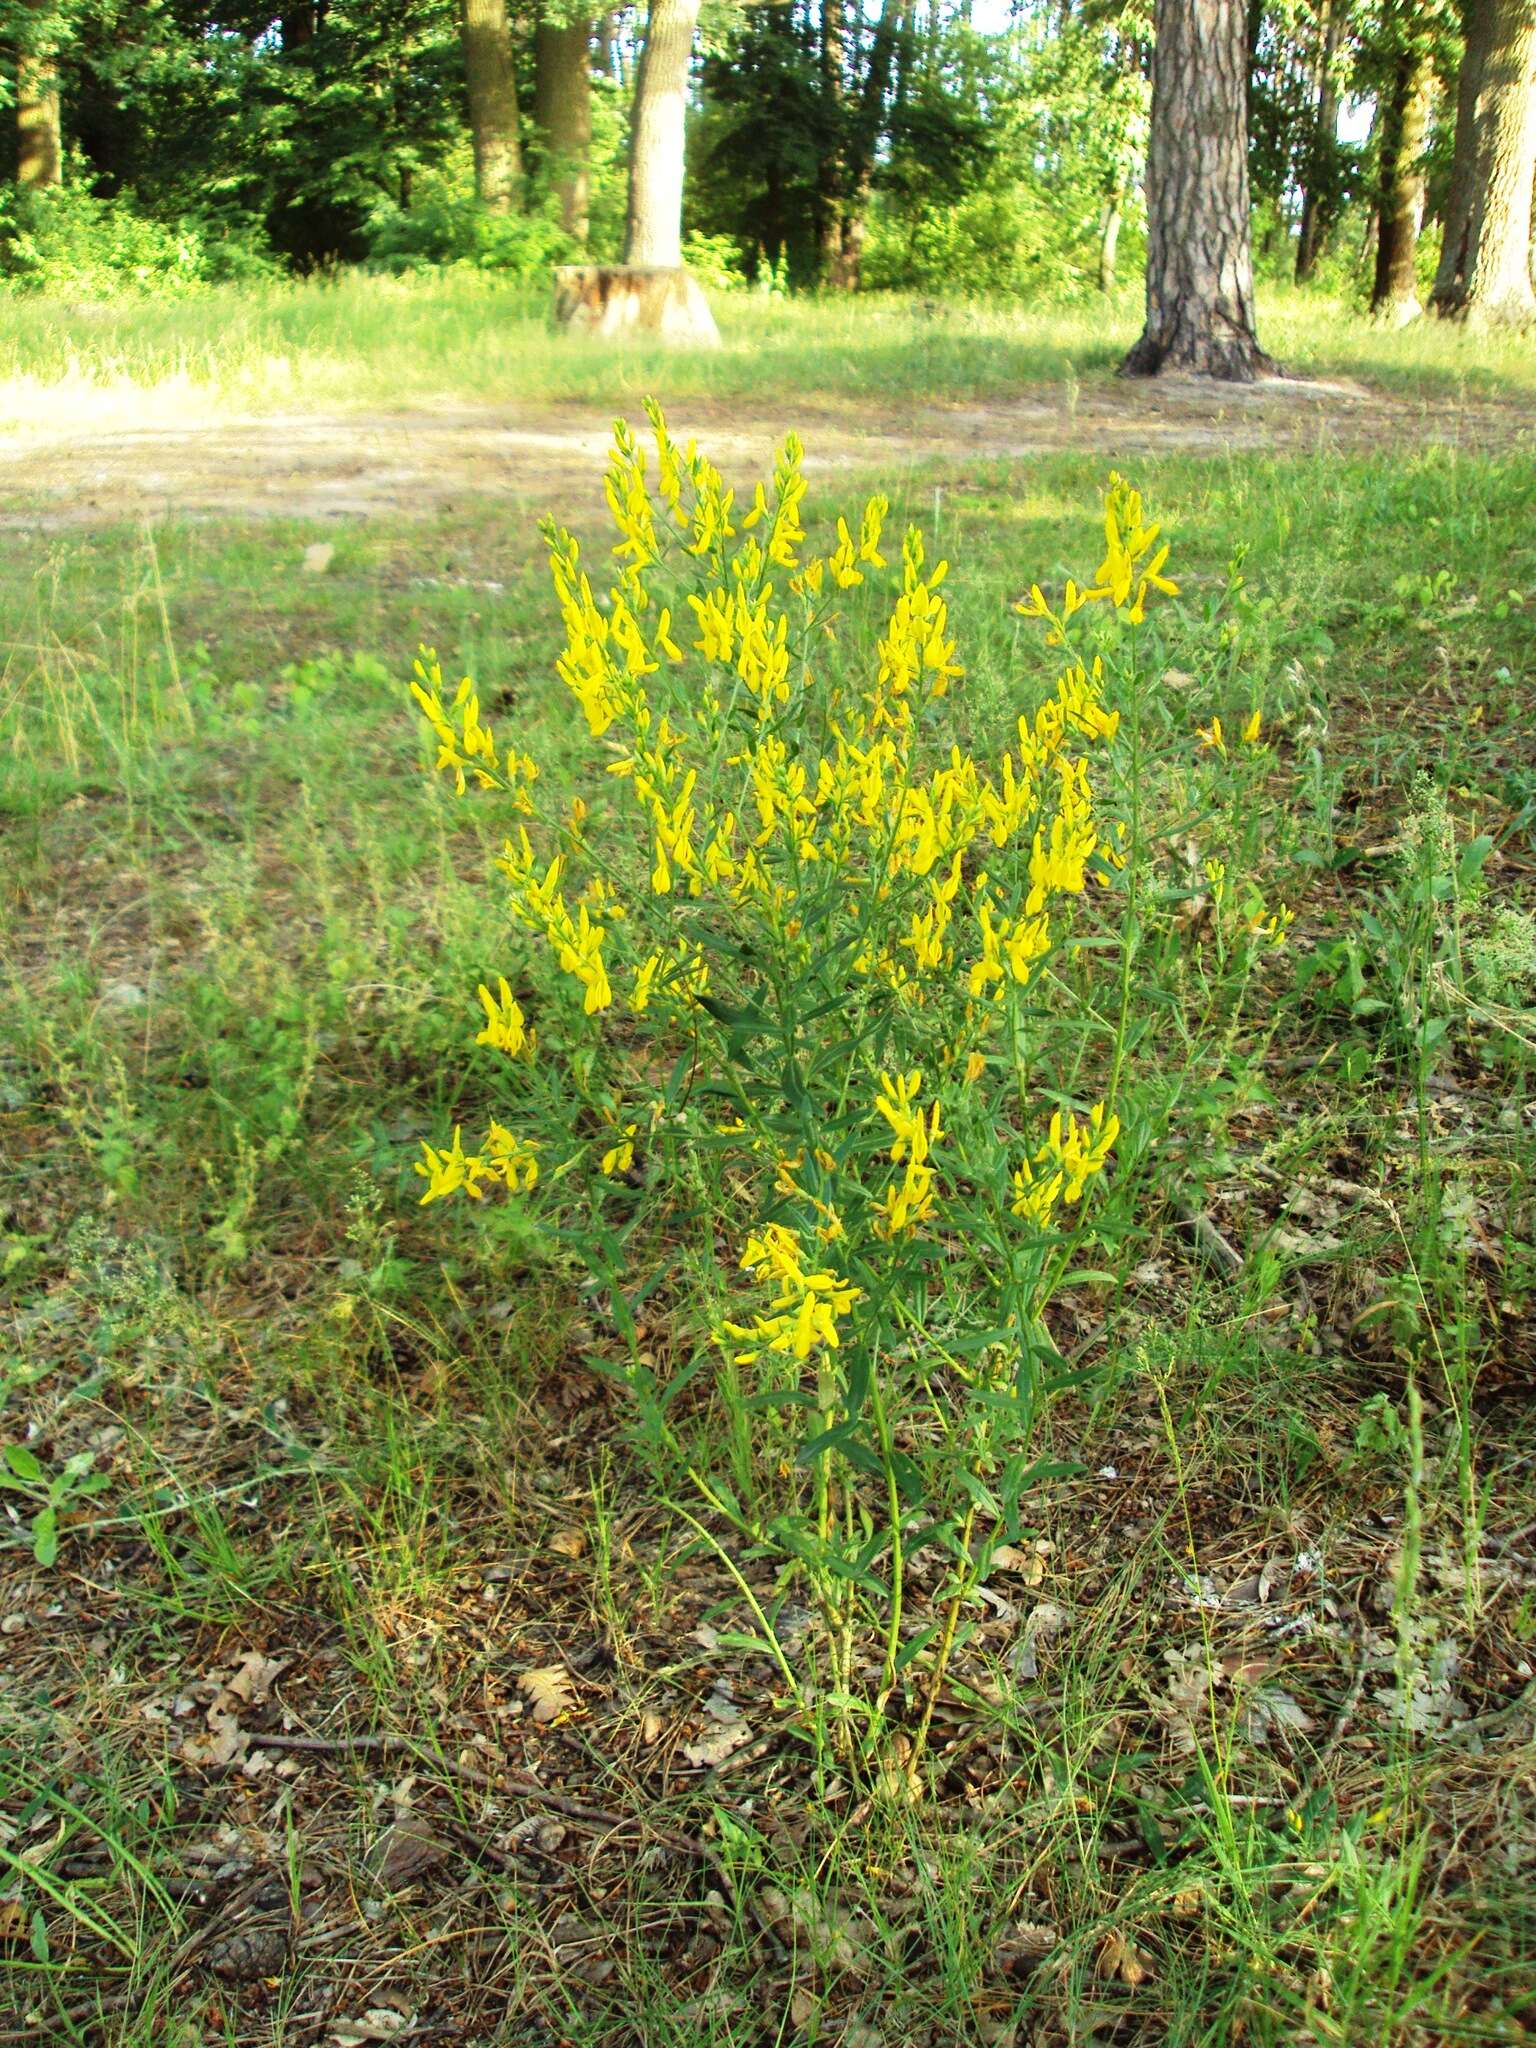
[404,407,1194,1758]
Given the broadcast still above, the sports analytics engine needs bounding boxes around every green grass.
[3,302,1536,2044]
[2,273,1534,434]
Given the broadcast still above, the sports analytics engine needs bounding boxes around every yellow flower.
[1011,1102,1118,1228]
[1197,717,1227,757]
[631,952,663,1014]
[1250,904,1295,948]
[484,1121,541,1192]
[1241,707,1262,746]
[874,1070,935,1164]
[601,1125,638,1175]
[415,1126,494,1205]
[475,977,534,1059]
[416,1123,540,1204]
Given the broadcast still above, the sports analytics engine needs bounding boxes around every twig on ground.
[1172,1197,1245,1278]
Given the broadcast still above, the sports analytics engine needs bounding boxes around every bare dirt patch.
[4,373,1531,529]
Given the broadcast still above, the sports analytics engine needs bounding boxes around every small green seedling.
[0,1444,112,1566]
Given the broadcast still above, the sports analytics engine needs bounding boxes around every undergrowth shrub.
[406,408,1292,1775]
[0,187,274,296]
[366,189,574,277]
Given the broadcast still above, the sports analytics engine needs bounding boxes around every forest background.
[0,0,1508,316]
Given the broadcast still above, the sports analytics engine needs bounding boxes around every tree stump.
[552,265,721,347]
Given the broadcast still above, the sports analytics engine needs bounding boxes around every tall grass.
[1,273,1532,435]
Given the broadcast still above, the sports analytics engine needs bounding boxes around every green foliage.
[367,181,575,276]
[0,185,274,295]
[0,1441,110,1565]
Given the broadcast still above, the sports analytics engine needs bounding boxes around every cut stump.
[552,265,720,347]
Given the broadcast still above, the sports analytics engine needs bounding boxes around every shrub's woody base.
[552,265,721,347]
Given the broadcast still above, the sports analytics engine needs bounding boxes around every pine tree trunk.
[535,17,593,243]
[830,0,903,292]
[1295,0,1344,282]
[1458,0,1536,322]
[818,0,850,285]
[1432,0,1493,307]
[16,50,62,188]
[1121,0,1277,379]
[1371,47,1435,321]
[460,0,523,214]
[625,0,702,265]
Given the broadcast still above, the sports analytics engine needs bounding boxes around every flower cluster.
[415,1122,541,1205]
[720,1224,863,1368]
[407,408,1153,1388]
[1010,1103,1120,1231]
[872,1071,943,1238]
[1016,470,1178,639]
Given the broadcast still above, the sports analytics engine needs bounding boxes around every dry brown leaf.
[1098,1928,1152,1987]
[547,1528,586,1559]
[181,1711,248,1769]
[225,1651,290,1707]
[518,1666,578,1724]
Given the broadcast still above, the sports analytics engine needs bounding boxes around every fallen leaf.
[225,1651,290,1707]
[366,1820,449,1890]
[1098,1927,1152,1986]
[303,542,335,575]
[181,1711,248,1769]
[547,1528,586,1559]
[995,1921,1057,1974]
[518,1666,578,1724]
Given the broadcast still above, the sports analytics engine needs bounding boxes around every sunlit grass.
[2,272,1530,437]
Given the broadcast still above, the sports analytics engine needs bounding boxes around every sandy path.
[2,374,1530,527]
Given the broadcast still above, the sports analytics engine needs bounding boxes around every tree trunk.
[281,6,318,48]
[460,0,523,214]
[1098,188,1124,291]
[818,0,849,285]
[1432,0,1494,307]
[829,0,903,292]
[1458,0,1536,322]
[16,52,62,188]
[1371,46,1434,321]
[1121,0,1277,379]
[535,17,593,243]
[625,0,702,265]
[1295,0,1345,281]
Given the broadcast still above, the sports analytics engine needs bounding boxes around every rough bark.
[1458,0,1536,322]
[1121,0,1277,379]
[1371,46,1435,320]
[535,17,593,243]
[460,0,523,214]
[625,0,703,266]
[1432,0,1494,307]
[16,51,62,187]
[818,0,851,286]
[1295,0,1345,282]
